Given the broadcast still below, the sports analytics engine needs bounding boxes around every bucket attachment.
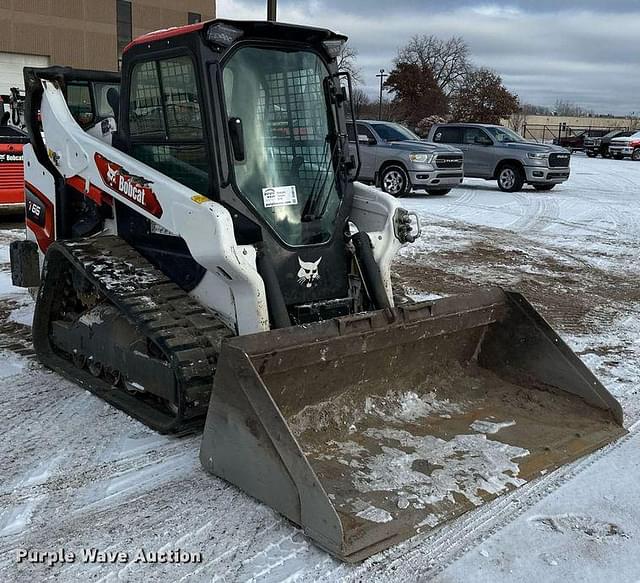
[200,287,625,561]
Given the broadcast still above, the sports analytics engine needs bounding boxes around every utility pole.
[267,0,277,21]
[376,69,387,121]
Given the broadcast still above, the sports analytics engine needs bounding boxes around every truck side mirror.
[358,135,375,145]
[228,117,245,162]
[475,136,492,146]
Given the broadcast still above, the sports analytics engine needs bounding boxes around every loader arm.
[29,74,269,334]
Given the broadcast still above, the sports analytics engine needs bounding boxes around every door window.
[128,55,209,194]
[356,124,376,141]
[463,127,492,145]
[346,123,356,142]
[67,83,93,127]
[432,126,462,144]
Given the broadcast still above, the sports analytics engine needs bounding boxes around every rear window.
[432,126,462,144]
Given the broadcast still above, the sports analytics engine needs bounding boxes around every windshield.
[223,46,341,246]
[373,123,419,142]
[485,126,525,143]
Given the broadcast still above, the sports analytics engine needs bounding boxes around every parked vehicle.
[553,128,609,152]
[608,130,640,160]
[0,124,29,213]
[585,130,634,158]
[347,120,464,196]
[428,123,571,192]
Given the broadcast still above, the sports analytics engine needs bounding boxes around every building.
[0,0,216,94]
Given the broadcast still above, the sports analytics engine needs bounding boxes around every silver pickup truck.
[427,123,571,192]
[347,120,464,196]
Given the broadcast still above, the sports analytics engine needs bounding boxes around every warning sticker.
[262,186,298,208]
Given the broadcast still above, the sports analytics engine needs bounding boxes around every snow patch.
[342,428,528,508]
[471,419,516,434]
[356,505,394,524]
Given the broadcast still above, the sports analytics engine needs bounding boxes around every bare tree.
[508,108,527,133]
[337,43,362,84]
[349,86,370,119]
[396,35,471,97]
[553,99,594,117]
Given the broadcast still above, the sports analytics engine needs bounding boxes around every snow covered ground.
[0,154,639,582]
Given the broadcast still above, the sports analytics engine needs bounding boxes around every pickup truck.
[608,130,640,161]
[347,120,464,196]
[428,123,571,192]
[585,130,634,158]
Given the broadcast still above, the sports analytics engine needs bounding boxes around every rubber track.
[35,235,233,433]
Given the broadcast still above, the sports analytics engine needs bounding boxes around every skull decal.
[297,257,322,288]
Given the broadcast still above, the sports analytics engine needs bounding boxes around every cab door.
[348,122,377,181]
[461,127,495,177]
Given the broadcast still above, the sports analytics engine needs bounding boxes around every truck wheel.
[425,188,451,196]
[497,164,524,192]
[586,151,596,158]
[533,184,555,191]
[381,165,410,197]
[614,153,623,160]
[632,148,640,161]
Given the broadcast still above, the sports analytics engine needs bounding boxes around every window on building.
[117,0,132,68]
[188,12,202,24]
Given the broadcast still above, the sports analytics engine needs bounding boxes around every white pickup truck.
[608,130,640,161]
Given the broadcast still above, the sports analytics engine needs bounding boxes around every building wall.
[0,0,215,73]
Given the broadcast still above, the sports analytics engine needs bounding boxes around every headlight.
[527,152,549,160]
[409,152,435,163]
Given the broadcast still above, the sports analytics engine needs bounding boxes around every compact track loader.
[11,19,625,562]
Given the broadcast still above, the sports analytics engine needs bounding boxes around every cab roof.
[124,18,346,53]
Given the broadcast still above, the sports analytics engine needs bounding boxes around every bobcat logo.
[106,164,118,185]
[297,257,322,288]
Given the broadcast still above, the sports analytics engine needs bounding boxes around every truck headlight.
[527,152,549,160]
[409,153,435,163]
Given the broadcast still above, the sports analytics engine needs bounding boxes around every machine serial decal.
[94,153,163,218]
[297,257,322,288]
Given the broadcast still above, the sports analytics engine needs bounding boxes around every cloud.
[215,1,639,115]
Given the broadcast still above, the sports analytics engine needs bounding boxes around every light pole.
[376,69,387,121]
[267,0,276,21]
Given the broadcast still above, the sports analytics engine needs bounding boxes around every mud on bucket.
[199,287,625,561]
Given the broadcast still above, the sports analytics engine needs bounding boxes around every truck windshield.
[222,46,342,247]
[485,126,525,143]
[374,123,419,142]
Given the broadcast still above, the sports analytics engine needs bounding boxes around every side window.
[67,83,94,127]
[464,127,491,145]
[129,61,165,139]
[128,56,209,194]
[346,123,356,142]
[356,123,375,141]
[432,127,462,144]
[159,56,203,140]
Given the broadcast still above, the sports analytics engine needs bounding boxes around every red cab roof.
[123,21,206,53]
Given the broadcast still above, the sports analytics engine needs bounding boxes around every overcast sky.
[216,0,639,116]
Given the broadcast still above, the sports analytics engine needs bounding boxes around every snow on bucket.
[200,287,625,561]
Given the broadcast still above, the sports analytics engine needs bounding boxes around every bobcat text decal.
[94,153,163,218]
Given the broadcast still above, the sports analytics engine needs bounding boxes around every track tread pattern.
[36,236,233,433]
